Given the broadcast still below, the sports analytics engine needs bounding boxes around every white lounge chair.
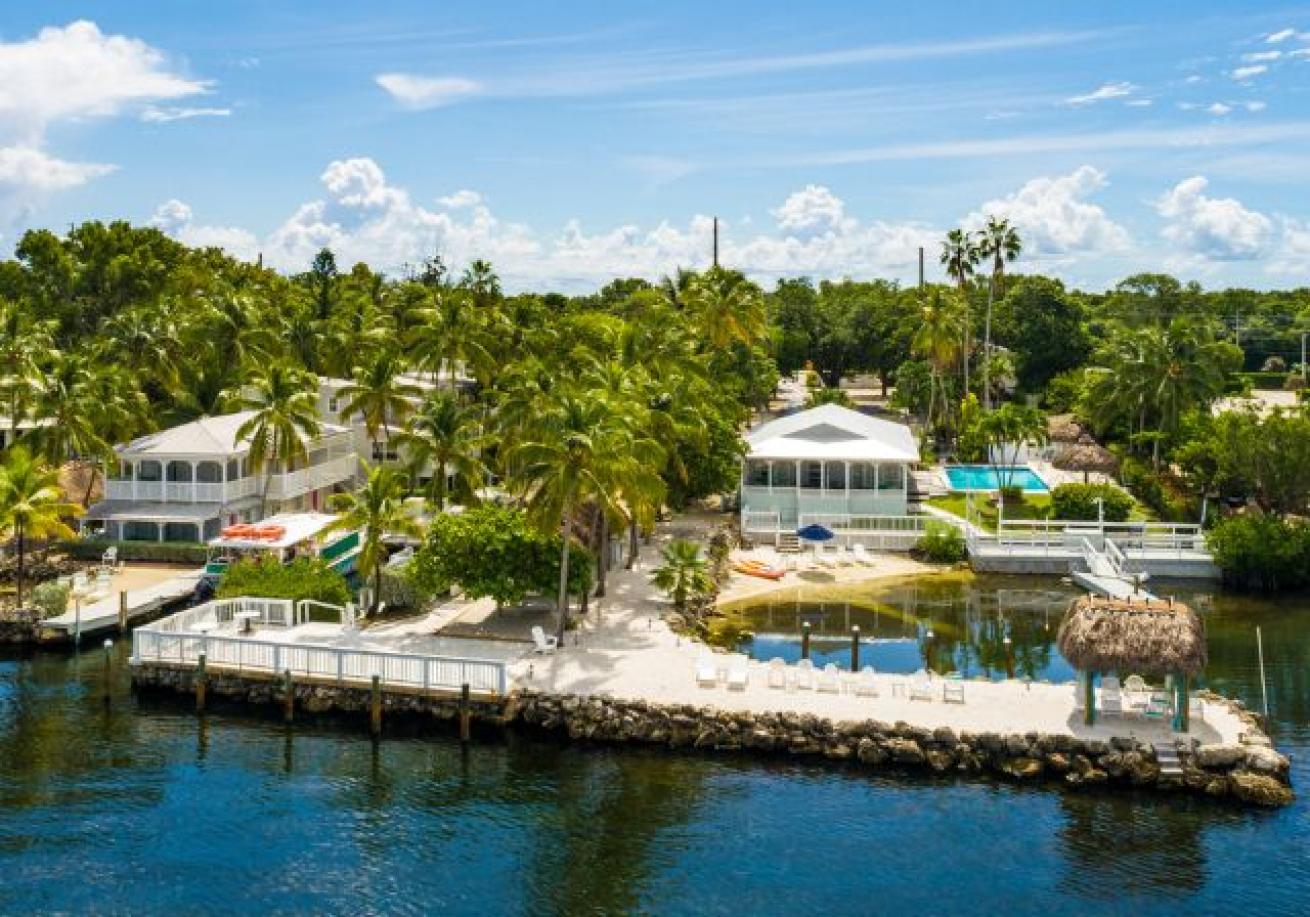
[1123,674,1149,711]
[854,666,879,697]
[852,544,873,565]
[1100,677,1124,717]
[726,657,749,691]
[531,626,558,655]
[817,663,842,694]
[696,656,720,688]
[767,657,788,689]
[909,669,934,701]
[942,675,965,704]
[793,658,815,690]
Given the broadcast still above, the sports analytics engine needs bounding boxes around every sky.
[3,1,1310,292]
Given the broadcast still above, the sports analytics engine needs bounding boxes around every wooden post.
[1003,636,1015,680]
[1176,674,1190,733]
[850,626,860,672]
[801,621,811,660]
[196,653,207,713]
[103,639,113,705]
[282,669,294,723]
[1083,671,1096,726]
[459,683,471,743]
[370,674,382,738]
[118,590,128,634]
[712,217,719,268]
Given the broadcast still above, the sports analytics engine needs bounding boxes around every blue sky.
[3,2,1310,290]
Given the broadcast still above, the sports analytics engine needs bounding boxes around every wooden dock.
[42,570,203,641]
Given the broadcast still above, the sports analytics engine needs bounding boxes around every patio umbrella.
[1052,443,1119,483]
[796,523,835,542]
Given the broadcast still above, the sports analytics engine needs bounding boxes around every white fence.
[131,597,508,695]
[968,519,1210,562]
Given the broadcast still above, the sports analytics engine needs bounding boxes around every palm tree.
[394,390,488,511]
[338,350,421,460]
[326,463,421,615]
[940,229,980,393]
[408,287,492,387]
[978,403,1048,500]
[0,447,81,609]
[227,363,322,516]
[0,299,54,446]
[977,217,1022,409]
[911,291,965,441]
[649,539,713,612]
[684,268,766,350]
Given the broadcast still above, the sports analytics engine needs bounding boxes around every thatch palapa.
[1052,443,1119,481]
[1057,595,1206,678]
[1047,414,1084,444]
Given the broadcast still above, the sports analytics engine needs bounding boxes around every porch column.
[190,460,199,503]
[767,460,773,493]
[157,521,164,543]
[131,462,137,501]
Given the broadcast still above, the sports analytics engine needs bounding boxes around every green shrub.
[1206,514,1310,592]
[912,520,967,564]
[30,580,70,618]
[1237,371,1287,391]
[217,556,352,606]
[60,539,209,564]
[804,387,852,408]
[1050,483,1134,522]
[377,564,437,612]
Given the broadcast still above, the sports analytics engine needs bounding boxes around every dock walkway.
[44,569,202,639]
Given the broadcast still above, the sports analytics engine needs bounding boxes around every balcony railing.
[104,455,355,505]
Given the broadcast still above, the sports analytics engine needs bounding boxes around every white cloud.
[1291,47,1310,59]
[1268,217,1310,275]
[1246,101,1267,112]
[771,184,852,236]
[967,165,1129,257]
[436,189,483,209]
[1230,64,1268,81]
[1125,99,1153,107]
[1155,176,1273,261]
[0,145,114,191]
[623,155,698,185]
[0,20,207,144]
[375,73,481,109]
[1242,50,1282,62]
[1208,102,1233,116]
[149,198,259,260]
[1064,81,1137,105]
[140,105,231,123]
[1265,28,1298,43]
[1183,74,1203,84]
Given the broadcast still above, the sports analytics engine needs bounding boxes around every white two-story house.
[740,404,920,543]
[82,411,357,543]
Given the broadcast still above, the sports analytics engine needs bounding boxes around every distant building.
[739,404,920,541]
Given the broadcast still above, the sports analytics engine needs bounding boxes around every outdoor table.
[234,611,261,634]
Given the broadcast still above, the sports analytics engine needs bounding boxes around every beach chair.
[102,545,118,567]
[726,657,749,691]
[531,625,558,655]
[852,544,873,565]
[696,656,720,688]
[1123,674,1149,712]
[854,666,879,697]
[793,659,815,690]
[942,675,965,704]
[909,669,934,701]
[817,663,842,693]
[767,657,787,689]
[1099,680,1124,717]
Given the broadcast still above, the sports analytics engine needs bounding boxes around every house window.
[772,462,796,487]
[878,464,904,490]
[745,460,769,486]
[849,463,876,490]
[371,442,399,462]
[800,461,823,490]
[825,462,846,491]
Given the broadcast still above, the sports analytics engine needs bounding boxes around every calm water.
[2,576,1307,915]
[943,464,1050,492]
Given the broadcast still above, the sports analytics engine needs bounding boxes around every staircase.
[1154,742,1184,778]
[776,531,801,553]
[909,469,948,510]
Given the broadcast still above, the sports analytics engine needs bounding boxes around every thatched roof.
[1048,414,1084,444]
[1057,595,1207,677]
[1052,443,1119,475]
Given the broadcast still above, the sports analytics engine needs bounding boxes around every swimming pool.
[943,464,1049,493]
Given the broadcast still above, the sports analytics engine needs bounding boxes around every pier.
[42,568,203,641]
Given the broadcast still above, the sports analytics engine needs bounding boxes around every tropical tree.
[227,363,322,516]
[338,350,421,458]
[0,447,81,608]
[978,403,1049,503]
[976,217,1022,408]
[649,539,713,612]
[408,287,492,386]
[0,299,55,445]
[910,291,965,440]
[326,463,421,614]
[684,267,766,350]
[394,390,488,511]
[940,229,980,392]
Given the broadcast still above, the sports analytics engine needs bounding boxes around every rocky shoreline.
[132,663,1294,808]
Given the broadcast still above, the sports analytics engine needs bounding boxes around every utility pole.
[918,247,924,289]
[712,217,719,268]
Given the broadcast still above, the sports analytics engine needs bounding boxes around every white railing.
[743,510,781,533]
[105,478,258,504]
[266,454,357,500]
[798,513,930,533]
[131,597,507,694]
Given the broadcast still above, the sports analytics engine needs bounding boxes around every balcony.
[266,454,358,500]
[104,454,356,505]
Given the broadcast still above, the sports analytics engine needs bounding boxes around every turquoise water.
[945,464,1050,492]
[1,576,1307,913]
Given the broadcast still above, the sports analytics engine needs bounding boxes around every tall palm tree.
[940,229,980,393]
[394,390,488,511]
[911,291,965,440]
[338,350,421,459]
[0,299,54,446]
[227,363,322,517]
[977,217,1022,409]
[0,447,81,609]
[326,463,421,614]
[407,287,492,387]
[684,268,766,350]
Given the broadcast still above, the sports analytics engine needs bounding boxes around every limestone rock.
[1242,745,1289,775]
[1000,756,1044,779]
[1228,772,1294,807]
[887,738,925,764]
[1194,744,1245,769]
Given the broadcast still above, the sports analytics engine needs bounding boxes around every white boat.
[202,512,362,582]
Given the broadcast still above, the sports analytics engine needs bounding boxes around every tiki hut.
[1052,442,1119,483]
[1058,595,1206,731]
[1047,414,1085,445]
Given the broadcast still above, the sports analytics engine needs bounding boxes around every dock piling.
[801,622,811,660]
[850,626,860,672]
[370,675,382,738]
[196,653,207,713]
[103,639,113,705]
[118,590,128,634]
[459,683,471,743]
[282,669,294,723]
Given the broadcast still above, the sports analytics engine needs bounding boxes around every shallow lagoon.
[1,574,1307,914]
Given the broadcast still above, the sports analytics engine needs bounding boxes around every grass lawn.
[928,490,1154,532]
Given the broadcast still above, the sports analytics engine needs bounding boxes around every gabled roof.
[744,404,920,463]
[118,411,348,459]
